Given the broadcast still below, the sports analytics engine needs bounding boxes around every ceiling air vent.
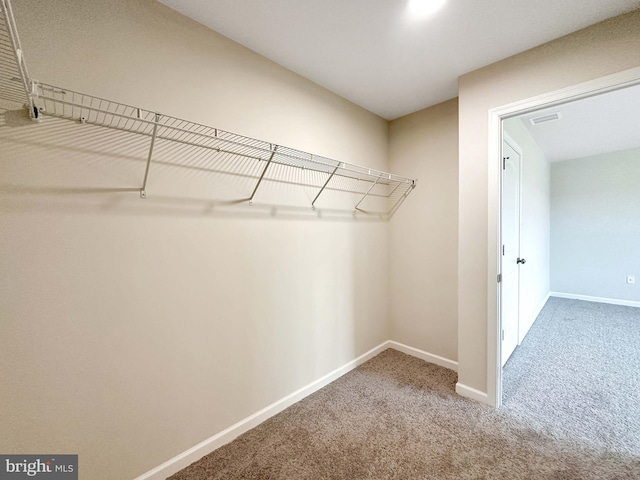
[529,112,561,125]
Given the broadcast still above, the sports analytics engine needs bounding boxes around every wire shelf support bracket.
[355,174,382,211]
[311,163,341,210]
[0,0,35,118]
[249,144,279,206]
[140,113,161,199]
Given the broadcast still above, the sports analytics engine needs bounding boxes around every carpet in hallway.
[503,296,640,458]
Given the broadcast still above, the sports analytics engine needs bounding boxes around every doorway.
[488,66,640,408]
[500,135,522,366]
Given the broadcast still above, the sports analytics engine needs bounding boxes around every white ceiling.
[517,84,640,162]
[156,0,640,119]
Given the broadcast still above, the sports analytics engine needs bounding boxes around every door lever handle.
[517,258,526,264]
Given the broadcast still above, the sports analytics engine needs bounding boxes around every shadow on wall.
[0,106,407,222]
[0,103,392,479]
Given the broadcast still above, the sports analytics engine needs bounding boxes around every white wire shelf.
[0,0,31,108]
[0,0,416,217]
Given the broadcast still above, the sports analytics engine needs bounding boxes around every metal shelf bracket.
[140,112,161,199]
[354,175,381,211]
[1,0,35,117]
[249,144,278,206]
[311,163,341,210]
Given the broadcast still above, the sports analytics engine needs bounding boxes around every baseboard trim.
[387,341,458,372]
[550,292,640,308]
[133,340,459,479]
[455,382,489,404]
[534,292,551,318]
[133,341,391,480]
[519,292,550,344]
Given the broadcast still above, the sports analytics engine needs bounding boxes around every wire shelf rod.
[48,117,405,204]
[26,102,400,195]
[32,104,404,194]
[35,93,272,155]
[33,83,413,185]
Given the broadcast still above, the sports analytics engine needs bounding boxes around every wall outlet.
[627,275,635,285]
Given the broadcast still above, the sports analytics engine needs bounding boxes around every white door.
[501,138,522,366]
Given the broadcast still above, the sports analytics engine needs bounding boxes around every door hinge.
[503,156,509,169]
[501,329,505,341]
[497,273,502,283]
[502,244,505,256]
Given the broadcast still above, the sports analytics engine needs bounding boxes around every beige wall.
[389,99,458,361]
[458,10,640,394]
[0,1,392,479]
[5,1,639,477]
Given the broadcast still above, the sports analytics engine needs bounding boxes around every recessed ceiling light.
[408,0,448,19]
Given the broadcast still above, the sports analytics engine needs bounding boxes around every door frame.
[487,66,640,408]
[500,132,523,367]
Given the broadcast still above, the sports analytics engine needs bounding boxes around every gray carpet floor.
[503,297,640,458]
[170,299,640,479]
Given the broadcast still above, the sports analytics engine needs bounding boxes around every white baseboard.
[550,292,640,308]
[133,340,459,480]
[387,340,458,372]
[134,341,390,480]
[455,382,489,404]
[518,292,550,344]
